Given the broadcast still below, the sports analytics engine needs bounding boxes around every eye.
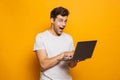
[58,19,63,22]
[65,20,67,23]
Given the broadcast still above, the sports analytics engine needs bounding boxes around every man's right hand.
[61,50,74,60]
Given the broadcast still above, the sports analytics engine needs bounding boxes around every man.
[33,6,78,80]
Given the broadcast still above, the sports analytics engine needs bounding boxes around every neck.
[48,28,58,36]
[48,24,62,36]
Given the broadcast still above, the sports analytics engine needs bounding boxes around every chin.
[57,32,62,36]
[57,34,61,36]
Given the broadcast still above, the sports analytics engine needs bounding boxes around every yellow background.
[0,0,120,80]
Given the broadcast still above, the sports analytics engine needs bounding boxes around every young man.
[33,7,78,80]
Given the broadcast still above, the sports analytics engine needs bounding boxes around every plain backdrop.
[0,0,120,80]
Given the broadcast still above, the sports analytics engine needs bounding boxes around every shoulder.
[62,32,73,40]
[35,30,49,41]
[35,30,48,38]
[62,32,73,38]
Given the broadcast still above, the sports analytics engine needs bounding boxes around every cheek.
[55,21,61,25]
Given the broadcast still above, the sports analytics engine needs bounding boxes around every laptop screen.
[72,40,97,61]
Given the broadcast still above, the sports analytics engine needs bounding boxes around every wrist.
[57,53,65,61]
[69,61,77,68]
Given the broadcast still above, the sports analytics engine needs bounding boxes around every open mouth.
[59,27,64,30]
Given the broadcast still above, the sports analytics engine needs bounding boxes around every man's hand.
[68,60,80,68]
[62,50,74,60]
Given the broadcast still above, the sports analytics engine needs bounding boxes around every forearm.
[40,53,64,71]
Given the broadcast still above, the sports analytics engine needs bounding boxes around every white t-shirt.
[33,30,74,80]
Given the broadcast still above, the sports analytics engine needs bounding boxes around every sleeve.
[33,35,45,52]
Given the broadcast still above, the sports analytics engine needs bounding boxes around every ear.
[50,18,54,23]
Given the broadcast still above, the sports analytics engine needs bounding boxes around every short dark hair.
[50,7,69,19]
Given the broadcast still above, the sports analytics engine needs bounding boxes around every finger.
[74,60,79,63]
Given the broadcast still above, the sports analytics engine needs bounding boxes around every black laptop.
[71,40,97,61]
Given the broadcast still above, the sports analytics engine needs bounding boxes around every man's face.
[51,15,68,36]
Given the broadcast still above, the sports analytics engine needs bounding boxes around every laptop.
[71,40,97,61]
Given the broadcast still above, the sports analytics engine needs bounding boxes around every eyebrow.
[58,18,68,22]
